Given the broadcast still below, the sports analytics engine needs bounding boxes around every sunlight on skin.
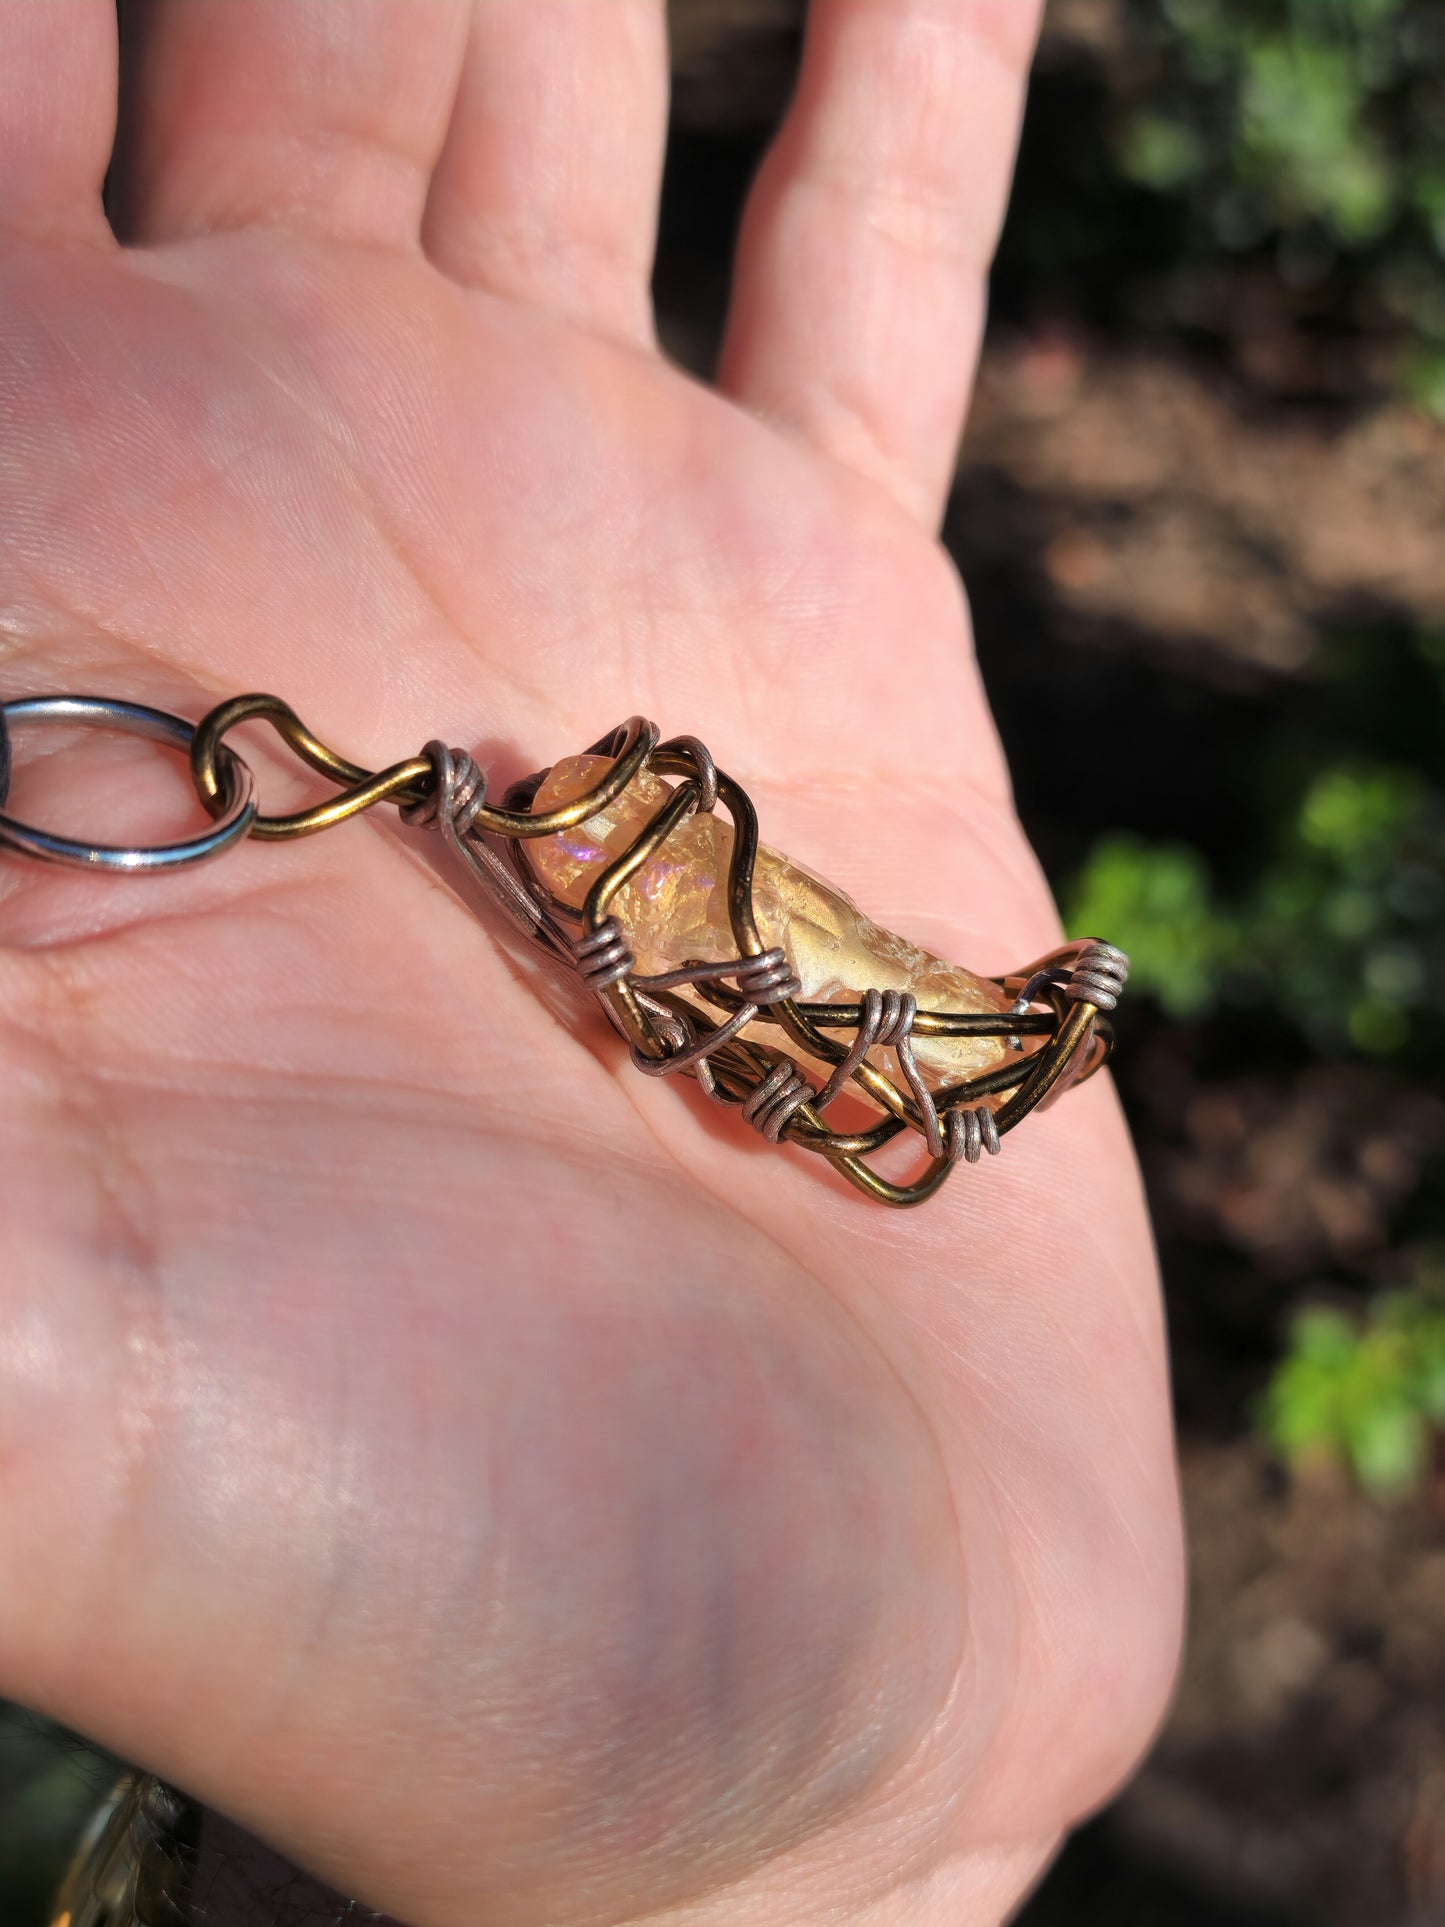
[0,4,1182,1924]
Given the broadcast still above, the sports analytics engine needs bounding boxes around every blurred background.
[4,0,1443,1921]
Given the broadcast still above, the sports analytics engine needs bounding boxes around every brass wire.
[184,696,1117,1207]
[192,695,661,842]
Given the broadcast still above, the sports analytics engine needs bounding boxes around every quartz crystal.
[530,754,1012,1088]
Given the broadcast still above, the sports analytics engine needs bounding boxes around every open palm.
[0,6,1182,1924]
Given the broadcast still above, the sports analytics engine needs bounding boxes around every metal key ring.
[0,695,257,872]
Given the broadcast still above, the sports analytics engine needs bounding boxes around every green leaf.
[1403,344,1445,419]
[1349,1402,1426,1495]
[1121,114,1207,192]
[1261,1288,1445,1497]
[1064,835,1230,1018]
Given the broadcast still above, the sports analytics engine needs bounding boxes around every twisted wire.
[742,1060,815,1143]
[1066,941,1130,1011]
[812,988,946,1160]
[401,740,490,836]
[573,917,636,991]
[950,1104,1002,1164]
[629,991,759,1076]
[611,946,800,1082]
[405,738,551,941]
[636,946,800,1004]
[630,992,727,1101]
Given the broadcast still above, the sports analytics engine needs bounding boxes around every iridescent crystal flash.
[530,754,1013,1087]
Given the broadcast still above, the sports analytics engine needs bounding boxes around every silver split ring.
[0,695,257,872]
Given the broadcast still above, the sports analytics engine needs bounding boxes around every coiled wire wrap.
[479,730,1121,1204]
[1066,941,1130,1011]
[573,918,636,992]
[952,1105,1002,1164]
[741,1060,815,1143]
[811,988,945,1158]
[400,741,490,837]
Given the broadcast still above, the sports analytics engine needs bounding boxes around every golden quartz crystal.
[528,754,1014,1088]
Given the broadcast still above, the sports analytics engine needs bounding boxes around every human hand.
[0,4,1183,1923]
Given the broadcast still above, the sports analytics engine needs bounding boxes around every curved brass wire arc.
[1035,1018,1112,1096]
[717,769,765,956]
[493,717,660,838]
[683,979,1044,1150]
[707,766,929,1131]
[658,1005,1014,1204]
[756,1052,1037,1158]
[583,747,1025,1146]
[583,778,701,929]
[583,776,703,1057]
[932,1055,1051,1112]
[257,758,437,840]
[689,1029,915,1176]
[192,693,376,806]
[506,728,1118,1202]
[649,743,713,790]
[790,1002,1055,1039]
[191,692,439,841]
[992,1000,1099,1134]
[805,1055,1042,1157]
[191,696,662,843]
[829,1142,958,1208]
[687,973,1057,1042]
[730,1023,960,1203]
[520,739,1019,1149]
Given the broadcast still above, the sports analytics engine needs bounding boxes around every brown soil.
[1107,1442,1445,1927]
[959,339,1445,683]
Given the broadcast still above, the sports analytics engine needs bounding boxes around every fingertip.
[718,0,1045,529]
[0,0,117,243]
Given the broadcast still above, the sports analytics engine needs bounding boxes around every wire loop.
[190,695,660,843]
[0,696,257,872]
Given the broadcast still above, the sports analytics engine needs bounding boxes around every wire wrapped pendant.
[499,719,1126,1206]
[0,696,1128,1208]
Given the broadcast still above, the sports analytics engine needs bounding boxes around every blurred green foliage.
[0,1706,119,1927]
[1000,0,1445,401]
[1065,742,1444,1054]
[1064,836,1224,1019]
[1065,618,1445,1491]
[1120,0,1445,388]
[1259,1284,1445,1493]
